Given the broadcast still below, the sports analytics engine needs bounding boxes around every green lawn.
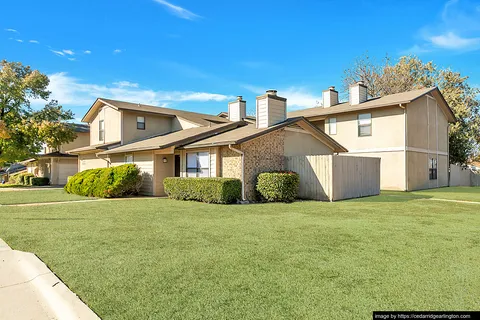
[0,187,479,319]
[0,189,94,205]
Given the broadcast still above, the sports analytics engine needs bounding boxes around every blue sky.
[2,0,480,120]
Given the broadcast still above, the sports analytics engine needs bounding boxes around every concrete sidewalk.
[0,239,99,320]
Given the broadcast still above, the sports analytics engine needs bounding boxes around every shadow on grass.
[344,191,433,203]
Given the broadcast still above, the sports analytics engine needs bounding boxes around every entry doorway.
[174,155,181,177]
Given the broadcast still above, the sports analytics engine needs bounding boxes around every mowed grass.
[411,186,480,202]
[0,188,479,319]
[0,189,94,205]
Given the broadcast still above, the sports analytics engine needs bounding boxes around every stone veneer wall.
[220,129,285,200]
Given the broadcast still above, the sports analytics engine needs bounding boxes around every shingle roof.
[183,117,347,153]
[72,123,90,133]
[67,141,121,154]
[288,87,456,122]
[98,121,245,155]
[83,98,230,126]
[38,151,77,158]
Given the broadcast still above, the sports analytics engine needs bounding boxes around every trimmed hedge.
[256,171,300,203]
[11,172,34,185]
[31,177,49,186]
[164,177,242,204]
[64,164,142,198]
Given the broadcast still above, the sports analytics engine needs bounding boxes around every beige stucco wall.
[284,129,334,156]
[343,151,405,190]
[407,152,448,190]
[90,105,121,145]
[122,111,172,144]
[154,154,174,196]
[406,95,449,190]
[172,117,199,131]
[79,153,108,172]
[110,151,155,195]
[324,106,405,151]
[59,132,90,153]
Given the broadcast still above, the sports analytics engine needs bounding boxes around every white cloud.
[429,32,480,49]
[63,49,75,55]
[29,40,40,44]
[5,28,18,33]
[113,49,123,54]
[51,50,65,56]
[15,39,23,43]
[153,0,201,20]
[83,50,91,54]
[113,81,139,88]
[406,0,480,53]
[68,58,76,61]
[243,84,320,109]
[32,72,234,108]
[401,44,432,55]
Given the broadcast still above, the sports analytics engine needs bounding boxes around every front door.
[174,155,181,177]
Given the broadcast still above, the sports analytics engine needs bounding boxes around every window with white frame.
[186,152,209,177]
[429,158,437,180]
[125,154,133,164]
[137,116,145,130]
[358,113,372,137]
[99,120,105,141]
[328,117,337,135]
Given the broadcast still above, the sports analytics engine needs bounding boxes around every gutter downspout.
[96,153,111,167]
[228,144,245,201]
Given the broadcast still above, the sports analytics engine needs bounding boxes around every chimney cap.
[323,86,338,92]
[236,95,243,101]
[349,80,367,88]
[266,89,277,96]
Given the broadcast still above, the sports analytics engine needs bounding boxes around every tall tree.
[342,54,480,165]
[0,60,76,165]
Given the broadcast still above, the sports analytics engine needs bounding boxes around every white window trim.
[329,117,337,135]
[125,153,134,164]
[137,116,145,130]
[358,113,372,137]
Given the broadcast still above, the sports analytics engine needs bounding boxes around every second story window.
[328,117,337,135]
[358,113,372,137]
[137,116,145,130]
[125,154,133,164]
[99,120,105,141]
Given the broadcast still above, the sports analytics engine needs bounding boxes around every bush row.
[9,172,49,186]
[64,164,143,198]
[164,177,242,204]
[256,171,300,203]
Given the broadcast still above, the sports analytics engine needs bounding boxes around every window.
[137,116,145,130]
[328,117,337,135]
[186,152,209,177]
[429,158,437,180]
[358,113,372,136]
[99,120,105,141]
[125,154,133,164]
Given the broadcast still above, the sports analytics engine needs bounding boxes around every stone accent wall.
[242,129,285,200]
[220,147,242,180]
[219,129,285,201]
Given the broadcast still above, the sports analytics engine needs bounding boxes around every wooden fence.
[285,155,381,201]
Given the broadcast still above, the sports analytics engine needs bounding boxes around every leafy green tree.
[0,60,76,165]
[342,54,480,164]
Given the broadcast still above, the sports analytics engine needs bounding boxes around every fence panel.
[285,155,332,201]
[332,156,381,201]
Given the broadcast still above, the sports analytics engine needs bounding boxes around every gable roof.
[183,117,347,153]
[72,123,90,133]
[82,98,230,126]
[288,87,456,123]
[98,121,246,155]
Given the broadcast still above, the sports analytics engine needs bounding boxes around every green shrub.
[256,171,300,203]
[31,177,50,186]
[164,177,242,204]
[64,164,142,198]
[22,173,34,185]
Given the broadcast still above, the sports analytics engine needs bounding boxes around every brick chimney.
[349,81,368,105]
[256,90,287,129]
[228,96,246,121]
[322,86,339,108]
